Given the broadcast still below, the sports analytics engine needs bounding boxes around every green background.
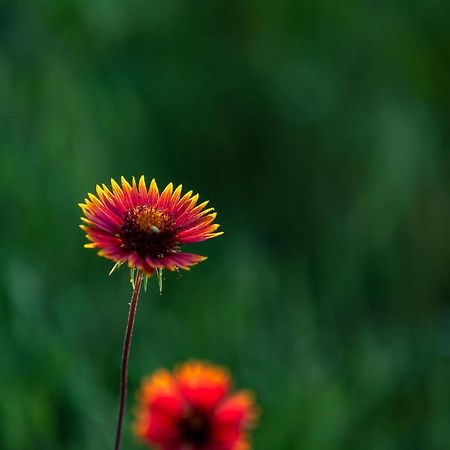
[1,1,450,449]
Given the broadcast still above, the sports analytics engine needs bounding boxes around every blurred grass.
[1,1,450,449]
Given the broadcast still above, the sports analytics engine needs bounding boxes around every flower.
[79,177,222,276]
[134,361,259,450]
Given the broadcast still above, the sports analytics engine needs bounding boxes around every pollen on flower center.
[119,205,178,258]
[178,409,211,446]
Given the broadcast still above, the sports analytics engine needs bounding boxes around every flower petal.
[148,178,160,204]
[158,183,174,210]
[212,391,258,450]
[134,370,184,447]
[175,361,230,411]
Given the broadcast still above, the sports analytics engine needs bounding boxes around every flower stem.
[114,270,144,450]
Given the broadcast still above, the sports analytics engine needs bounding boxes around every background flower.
[134,361,258,450]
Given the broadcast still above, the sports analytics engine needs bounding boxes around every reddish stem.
[114,270,144,450]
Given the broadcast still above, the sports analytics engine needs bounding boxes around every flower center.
[119,205,177,258]
[178,409,211,447]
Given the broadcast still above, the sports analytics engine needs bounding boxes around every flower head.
[79,177,222,276]
[134,361,259,450]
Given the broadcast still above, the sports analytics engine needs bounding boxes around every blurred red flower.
[134,361,259,450]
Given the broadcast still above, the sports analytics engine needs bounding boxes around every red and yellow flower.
[134,361,259,450]
[79,177,222,276]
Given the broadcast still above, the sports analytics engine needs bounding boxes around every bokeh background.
[1,2,450,449]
